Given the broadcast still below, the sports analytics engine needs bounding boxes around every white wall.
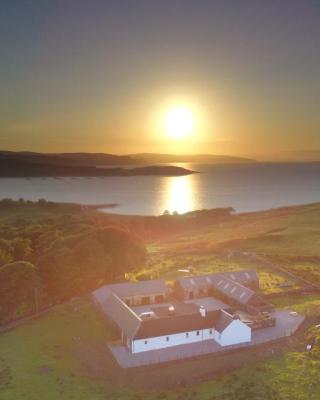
[132,328,215,353]
[131,320,251,353]
[213,320,251,347]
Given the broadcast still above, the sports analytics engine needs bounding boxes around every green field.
[137,203,320,291]
[0,199,85,223]
[1,202,320,399]
[0,296,320,400]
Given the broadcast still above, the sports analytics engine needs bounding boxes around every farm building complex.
[92,270,275,354]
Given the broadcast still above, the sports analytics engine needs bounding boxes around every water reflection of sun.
[162,175,195,215]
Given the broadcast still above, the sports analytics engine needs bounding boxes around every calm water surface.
[0,163,319,215]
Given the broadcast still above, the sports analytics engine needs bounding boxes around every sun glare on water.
[163,175,195,214]
[165,106,194,139]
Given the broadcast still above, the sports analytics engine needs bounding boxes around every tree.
[0,261,40,322]
[37,227,146,302]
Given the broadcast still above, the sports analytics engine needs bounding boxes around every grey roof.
[92,279,168,302]
[177,274,216,290]
[99,293,141,338]
[134,310,220,339]
[210,275,256,305]
[151,302,199,318]
[94,291,250,340]
[91,273,259,340]
[134,308,244,339]
[96,291,222,339]
[215,310,234,333]
[176,274,259,305]
[185,297,230,312]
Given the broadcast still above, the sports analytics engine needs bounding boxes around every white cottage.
[93,281,252,354]
[212,309,251,346]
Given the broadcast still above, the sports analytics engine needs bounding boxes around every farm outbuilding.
[94,288,252,354]
[92,272,261,354]
[174,270,272,314]
[92,278,169,307]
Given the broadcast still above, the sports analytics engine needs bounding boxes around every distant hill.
[129,153,257,164]
[0,151,256,166]
[0,151,139,166]
[274,150,320,162]
[0,158,195,177]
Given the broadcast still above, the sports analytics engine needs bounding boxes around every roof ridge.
[106,292,142,323]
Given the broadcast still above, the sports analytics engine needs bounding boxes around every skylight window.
[239,291,246,299]
[230,287,236,294]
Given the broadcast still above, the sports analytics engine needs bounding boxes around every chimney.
[199,305,206,317]
[168,305,175,316]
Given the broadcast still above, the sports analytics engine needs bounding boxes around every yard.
[1,202,320,399]
[1,295,320,400]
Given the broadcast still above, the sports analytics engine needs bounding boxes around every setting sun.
[165,106,194,139]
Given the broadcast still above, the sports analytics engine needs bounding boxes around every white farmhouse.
[212,309,251,346]
[92,275,255,354]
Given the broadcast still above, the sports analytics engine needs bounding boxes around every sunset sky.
[0,0,319,159]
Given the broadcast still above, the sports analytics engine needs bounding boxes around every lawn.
[1,202,320,399]
[0,298,122,400]
[1,296,320,400]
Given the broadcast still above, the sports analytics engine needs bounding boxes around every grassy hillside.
[137,203,320,291]
[0,199,84,223]
[1,201,320,399]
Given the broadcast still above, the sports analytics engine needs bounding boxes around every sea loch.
[0,163,319,216]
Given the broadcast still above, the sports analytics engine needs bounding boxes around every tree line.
[0,199,146,324]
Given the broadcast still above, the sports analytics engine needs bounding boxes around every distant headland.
[0,157,196,178]
[0,150,256,167]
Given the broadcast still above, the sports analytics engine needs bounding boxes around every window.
[141,296,150,305]
[144,340,148,345]
[209,329,212,335]
[166,336,170,342]
[186,332,189,338]
[155,294,164,304]
[196,331,200,336]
